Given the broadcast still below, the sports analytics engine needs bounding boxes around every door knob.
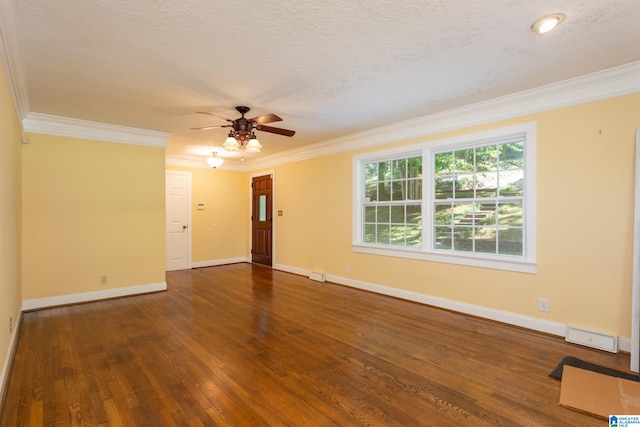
[183,225,188,230]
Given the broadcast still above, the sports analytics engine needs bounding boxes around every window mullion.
[423,149,432,252]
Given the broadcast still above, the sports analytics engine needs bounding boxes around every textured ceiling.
[11,0,640,165]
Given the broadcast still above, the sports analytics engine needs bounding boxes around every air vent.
[309,272,326,282]
[565,327,618,353]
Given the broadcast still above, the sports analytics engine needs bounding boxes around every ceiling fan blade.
[190,124,231,131]
[256,124,296,137]
[197,111,234,122]
[250,113,282,125]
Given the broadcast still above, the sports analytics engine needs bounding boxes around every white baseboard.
[0,304,23,407]
[274,264,632,351]
[327,273,567,336]
[273,264,310,277]
[22,281,167,311]
[191,257,249,268]
[619,336,631,353]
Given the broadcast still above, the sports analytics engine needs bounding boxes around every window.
[433,139,524,256]
[353,123,536,273]
[363,155,422,246]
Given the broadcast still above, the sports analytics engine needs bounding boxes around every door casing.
[631,127,640,372]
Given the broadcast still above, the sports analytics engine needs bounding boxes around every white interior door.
[166,171,192,271]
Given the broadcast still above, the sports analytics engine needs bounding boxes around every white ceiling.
[4,0,640,167]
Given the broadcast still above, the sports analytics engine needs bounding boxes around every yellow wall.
[21,134,166,299]
[3,64,638,350]
[275,155,353,273]
[0,56,22,386]
[268,93,640,337]
[167,167,248,263]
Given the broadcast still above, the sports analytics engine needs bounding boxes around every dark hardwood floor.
[1,263,630,426]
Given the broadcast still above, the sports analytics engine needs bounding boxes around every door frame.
[165,170,192,271]
[632,127,640,372]
[249,170,275,266]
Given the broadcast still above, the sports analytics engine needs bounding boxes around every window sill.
[352,244,536,274]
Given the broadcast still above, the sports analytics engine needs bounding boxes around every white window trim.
[353,122,537,274]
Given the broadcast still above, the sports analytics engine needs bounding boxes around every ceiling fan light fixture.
[245,135,262,153]
[531,13,565,35]
[206,151,224,169]
[223,133,240,151]
[194,106,295,158]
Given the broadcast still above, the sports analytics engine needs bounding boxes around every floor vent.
[565,327,618,353]
[309,272,326,282]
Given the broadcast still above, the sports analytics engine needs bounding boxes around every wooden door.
[252,175,273,266]
[166,171,191,271]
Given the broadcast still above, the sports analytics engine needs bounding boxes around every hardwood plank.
[0,263,631,426]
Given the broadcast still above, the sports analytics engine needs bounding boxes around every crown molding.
[0,0,29,121]
[237,60,640,171]
[23,113,169,148]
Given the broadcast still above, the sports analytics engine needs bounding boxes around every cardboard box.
[559,365,640,418]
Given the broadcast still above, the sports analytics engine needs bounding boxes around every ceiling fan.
[192,106,295,153]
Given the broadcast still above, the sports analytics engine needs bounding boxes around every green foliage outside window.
[433,140,524,256]
[361,139,526,257]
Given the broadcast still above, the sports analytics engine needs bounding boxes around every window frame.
[353,122,536,274]
[361,151,424,247]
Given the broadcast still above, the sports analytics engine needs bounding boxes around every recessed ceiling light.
[531,13,565,35]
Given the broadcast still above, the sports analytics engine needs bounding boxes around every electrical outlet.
[538,298,549,312]
[100,276,108,285]
[345,265,350,274]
